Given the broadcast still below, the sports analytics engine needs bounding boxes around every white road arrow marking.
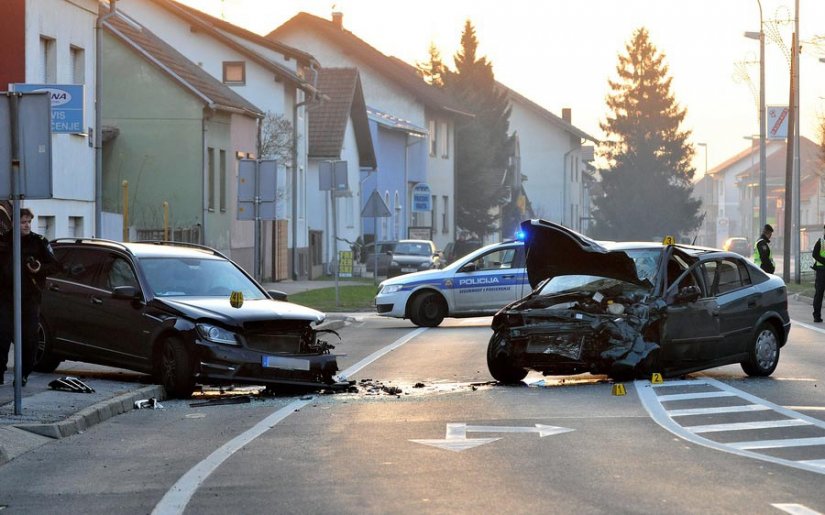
[410,423,575,452]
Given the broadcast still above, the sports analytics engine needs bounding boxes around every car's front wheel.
[33,320,62,373]
[157,337,196,398]
[741,323,780,377]
[409,292,446,327]
[487,331,527,383]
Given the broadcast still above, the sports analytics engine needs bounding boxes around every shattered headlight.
[196,323,239,345]
[380,284,404,295]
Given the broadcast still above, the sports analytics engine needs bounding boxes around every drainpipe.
[202,110,211,244]
[562,147,577,227]
[95,0,118,236]
[291,64,319,279]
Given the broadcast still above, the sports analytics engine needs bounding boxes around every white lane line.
[790,318,825,334]
[730,437,825,450]
[651,379,707,387]
[772,504,824,515]
[797,459,825,469]
[657,391,737,402]
[687,419,811,434]
[635,377,825,476]
[153,326,428,515]
[669,405,771,417]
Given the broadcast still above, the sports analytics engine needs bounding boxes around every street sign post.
[238,159,278,281]
[361,190,393,286]
[320,161,349,306]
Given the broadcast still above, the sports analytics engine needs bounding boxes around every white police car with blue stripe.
[374,240,530,327]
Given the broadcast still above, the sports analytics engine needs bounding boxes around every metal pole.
[792,0,801,283]
[95,0,118,237]
[163,201,169,241]
[121,180,128,242]
[332,189,339,306]
[254,161,261,281]
[9,93,23,414]
[757,0,767,233]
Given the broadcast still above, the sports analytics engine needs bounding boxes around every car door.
[707,257,756,359]
[91,252,155,368]
[450,245,525,313]
[42,247,107,356]
[660,259,723,368]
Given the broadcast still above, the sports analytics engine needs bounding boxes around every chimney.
[562,108,571,123]
[332,11,343,29]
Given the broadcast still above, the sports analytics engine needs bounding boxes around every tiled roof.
[268,13,471,118]
[309,68,376,169]
[104,13,262,117]
[144,0,318,94]
[501,83,597,142]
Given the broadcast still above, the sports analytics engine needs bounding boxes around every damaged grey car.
[487,220,791,383]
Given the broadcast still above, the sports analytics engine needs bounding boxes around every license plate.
[262,355,310,371]
[401,267,416,272]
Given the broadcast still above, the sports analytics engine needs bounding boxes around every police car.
[374,240,531,327]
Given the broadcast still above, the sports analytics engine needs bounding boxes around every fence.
[136,226,201,243]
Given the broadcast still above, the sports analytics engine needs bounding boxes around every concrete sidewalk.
[262,279,378,296]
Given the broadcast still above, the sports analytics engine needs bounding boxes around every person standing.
[0,208,61,385]
[753,224,775,275]
[811,225,825,323]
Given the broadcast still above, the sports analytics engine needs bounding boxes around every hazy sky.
[176,0,825,180]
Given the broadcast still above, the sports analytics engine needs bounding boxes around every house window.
[222,61,246,84]
[428,120,436,156]
[431,194,438,232]
[40,36,56,83]
[37,216,55,240]
[219,150,227,212]
[442,196,448,233]
[208,147,215,211]
[70,46,85,84]
[439,121,449,158]
[68,216,83,237]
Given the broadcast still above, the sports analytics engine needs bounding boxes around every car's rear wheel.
[487,331,527,384]
[741,323,780,377]
[409,292,446,327]
[33,320,62,373]
[157,337,196,398]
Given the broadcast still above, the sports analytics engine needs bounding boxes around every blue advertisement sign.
[12,84,85,134]
[412,183,432,212]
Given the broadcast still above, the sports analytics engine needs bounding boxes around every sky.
[176,0,825,181]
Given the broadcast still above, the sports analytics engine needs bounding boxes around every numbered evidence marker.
[651,373,663,384]
[229,290,244,308]
[611,383,627,396]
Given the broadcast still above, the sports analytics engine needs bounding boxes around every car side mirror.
[268,290,288,301]
[674,285,701,304]
[112,285,140,300]
[460,262,477,273]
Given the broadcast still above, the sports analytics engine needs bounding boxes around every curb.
[10,384,166,441]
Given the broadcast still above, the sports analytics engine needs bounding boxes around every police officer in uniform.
[811,224,825,323]
[0,208,61,385]
[753,224,775,275]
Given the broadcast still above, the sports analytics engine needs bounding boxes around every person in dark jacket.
[753,224,775,275]
[811,224,825,323]
[0,208,61,385]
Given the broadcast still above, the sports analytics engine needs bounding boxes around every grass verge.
[288,284,377,312]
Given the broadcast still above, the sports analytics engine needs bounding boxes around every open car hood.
[521,219,644,289]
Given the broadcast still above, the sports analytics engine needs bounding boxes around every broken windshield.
[537,248,661,296]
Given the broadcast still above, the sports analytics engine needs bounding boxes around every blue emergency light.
[515,229,527,241]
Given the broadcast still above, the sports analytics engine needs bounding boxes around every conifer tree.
[416,42,446,88]
[591,28,701,241]
[443,20,513,238]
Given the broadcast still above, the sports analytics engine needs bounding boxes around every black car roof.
[52,239,225,260]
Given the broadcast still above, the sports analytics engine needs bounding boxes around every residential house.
[501,87,597,234]
[306,68,376,277]
[116,0,320,279]
[269,12,469,251]
[697,136,822,253]
[101,14,262,267]
[0,0,98,239]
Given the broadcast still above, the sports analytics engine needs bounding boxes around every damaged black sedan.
[487,220,791,383]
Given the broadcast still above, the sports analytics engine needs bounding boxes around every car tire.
[741,323,780,377]
[409,292,446,327]
[157,337,196,398]
[486,331,527,384]
[33,320,62,373]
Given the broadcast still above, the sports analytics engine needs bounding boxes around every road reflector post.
[651,373,663,384]
[612,383,626,396]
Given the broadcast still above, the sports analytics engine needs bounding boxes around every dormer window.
[223,61,245,85]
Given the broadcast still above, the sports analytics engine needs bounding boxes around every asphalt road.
[0,302,824,514]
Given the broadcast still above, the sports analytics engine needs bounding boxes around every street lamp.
[744,0,767,234]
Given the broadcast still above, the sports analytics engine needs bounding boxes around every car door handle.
[502,274,516,279]
[90,296,103,305]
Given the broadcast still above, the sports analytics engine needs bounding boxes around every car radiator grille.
[243,327,305,354]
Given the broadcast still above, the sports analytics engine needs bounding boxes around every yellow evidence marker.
[651,373,664,384]
[611,383,627,396]
[229,290,244,308]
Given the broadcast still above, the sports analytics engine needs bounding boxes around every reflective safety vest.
[815,238,825,269]
[753,237,773,267]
